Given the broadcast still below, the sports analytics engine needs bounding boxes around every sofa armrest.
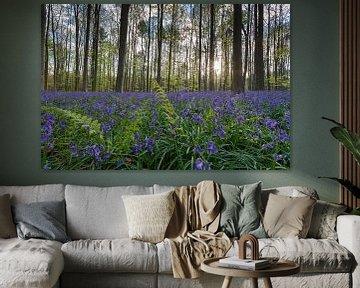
[337,215,360,288]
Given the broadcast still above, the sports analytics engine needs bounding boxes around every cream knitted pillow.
[122,191,175,243]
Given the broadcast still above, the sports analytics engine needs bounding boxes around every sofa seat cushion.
[65,185,153,239]
[157,238,354,274]
[231,238,354,273]
[61,239,158,273]
[0,238,64,288]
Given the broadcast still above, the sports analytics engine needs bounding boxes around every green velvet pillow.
[218,182,266,238]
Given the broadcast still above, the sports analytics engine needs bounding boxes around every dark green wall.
[0,0,340,202]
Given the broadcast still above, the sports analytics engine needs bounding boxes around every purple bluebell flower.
[194,146,203,154]
[207,141,218,154]
[275,129,290,142]
[43,161,51,170]
[100,122,112,134]
[69,143,79,157]
[236,116,246,124]
[213,125,225,139]
[131,144,142,154]
[144,137,155,154]
[261,143,275,151]
[134,131,140,141]
[264,117,278,129]
[181,108,191,118]
[194,158,211,170]
[191,113,203,124]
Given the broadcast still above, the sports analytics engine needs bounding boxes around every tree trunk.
[41,4,46,90]
[115,4,130,92]
[273,4,278,89]
[157,4,164,86]
[82,4,92,92]
[167,4,176,92]
[243,4,251,91]
[266,4,271,90]
[254,4,264,90]
[73,4,80,91]
[91,4,101,91]
[51,5,57,90]
[232,4,243,93]
[198,4,202,90]
[146,5,152,92]
[209,4,215,91]
[44,5,50,90]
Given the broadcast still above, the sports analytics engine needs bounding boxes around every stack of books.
[218,257,271,270]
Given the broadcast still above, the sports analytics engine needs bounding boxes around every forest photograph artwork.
[41,4,291,170]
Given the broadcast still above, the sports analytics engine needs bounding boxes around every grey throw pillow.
[0,194,16,238]
[218,182,266,238]
[12,200,70,243]
[307,200,347,240]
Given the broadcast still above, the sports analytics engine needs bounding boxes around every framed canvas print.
[41,4,290,170]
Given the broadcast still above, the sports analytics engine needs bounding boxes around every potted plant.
[320,117,360,215]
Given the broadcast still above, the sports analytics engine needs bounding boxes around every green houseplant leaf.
[320,117,360,201]
[323,117,360,165]
[318,177,360,199]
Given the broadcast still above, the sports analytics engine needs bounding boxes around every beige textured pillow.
[0,194,16,238]
[263,193,316,238]
[122,191,175,243]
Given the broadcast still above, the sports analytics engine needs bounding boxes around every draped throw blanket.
[165,181,231,278]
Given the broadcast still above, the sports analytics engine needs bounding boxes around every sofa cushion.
[61,239,158,273]
[218,182,266,238]
[233,238,353,273]
[0,184,65,204]
[0,238,64,288]
[122,191,175,243]
[307,200,347,240]
[261,186,319,212]
[0,194,16,238]
[65,185,153,239]
[12,200,70,243]
[263,193,316,238]
[158,237,353,274]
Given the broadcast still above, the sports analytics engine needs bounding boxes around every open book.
[218,257,271,270]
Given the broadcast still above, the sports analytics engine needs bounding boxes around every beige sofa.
[0,184,358,288]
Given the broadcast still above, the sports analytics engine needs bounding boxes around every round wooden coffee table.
[201,257,300,288]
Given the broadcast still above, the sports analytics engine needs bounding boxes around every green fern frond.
[152,80,178,125]
[41,105,103,140]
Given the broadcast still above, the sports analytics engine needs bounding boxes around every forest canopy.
[41,4,290,93]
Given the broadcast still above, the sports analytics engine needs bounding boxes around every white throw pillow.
[122,191,175,243]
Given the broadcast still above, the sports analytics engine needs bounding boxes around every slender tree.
[82,4,92,91]
[91,4,101,91]
[41,4,46,90]
[254,4,264,90]
[73,4,80,91]
[146,5,152,92]
[157,4,164,85]
[232,4,243,93]
[266,4,271,90]
[167,4,176,92]
[198,4,202,90]
[50,5,58,90]
[209,4,215,91]
[44,5,50,90]
[115,4,130,92]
